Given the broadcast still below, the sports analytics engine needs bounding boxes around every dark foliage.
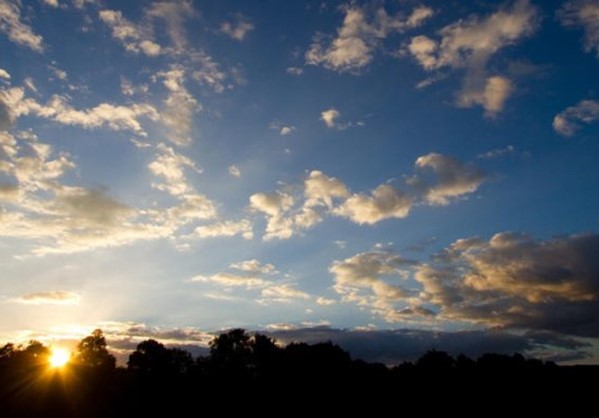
[0,329,596,416]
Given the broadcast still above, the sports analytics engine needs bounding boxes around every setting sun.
[49,348,70,368]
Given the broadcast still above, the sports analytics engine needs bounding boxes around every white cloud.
[194,219,253,240]
[286,67,303,76]
[320,108,340,128]
[330,251,418,322]
[477,145,515,159]
[0,127,221,255]
[306,5,433,73]
[458,75,513,117]
[280,125,295,136]
[230,259,275,274]
[0,68,10,80]
[146,0,195,51]
[191,273,266,289]
[553,99,599,136]
[0,0,44,52]
[407,0,538,115]
[42,0,59,7]
[16,291,80,305]
[316,296,336,306]
[412,153,486,205]
[155,66,199,146]
[221,14,254,41]
[3,86,159,136]
[99,9,162,56]
[23,77,38,94]
[228,164,241,178]
[304,170,349,209]
[335,184,412,225]
[260,284,310,302]
[249,154,485,239]
[270,121,296,136]
[559,0,599,58]
[148,143,200,196]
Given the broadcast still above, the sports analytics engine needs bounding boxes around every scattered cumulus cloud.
[286,67,304,76]
[228,164,241,177]
[0,0,44,52]
[306,5,433,73]
[194,220,253,240]
[230,259,276,274]
[335,184,412,225]
[559,0,599,58]
[16,291,81,305]
[553,100,599,136]
[250,155,485,240]
[99,9,162,56]
[270,121,296,136]
[320,108,340,128]
[412,153,486,205]
[406,0,538,116]
[220,14,254,41]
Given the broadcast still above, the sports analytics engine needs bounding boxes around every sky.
[1,0,599,365]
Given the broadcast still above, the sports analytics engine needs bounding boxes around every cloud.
[154,66,199,146]
[0,0,44,52]
[477,145,515,159]
[306,5,433,73]
[330,250,420,322]
[42,0,59,7]
[414,232,599,338]
[0,68,10,80]
[221,14,254,41]
[412,153,486,205]
[16,291,80,305]
[286,67,303,76]
[230,259,276,274]
[191,272,266,289]
[320,108,363,129]
[3,86,159,136]
[330,232,599,339]
[334,184,412,225]
[553,99,599,136]
[559,0,599,58]
[0,128,220,255]
[304,170,349,209]
[407,0,538,115]
[320,108,340,128]
[146,0,195,51]
[228,165,241,178]
[99,9,162,56]
[267,327,591,365]
[316,297,336,306]
[250,154,485,240]
[148,143,200,196]
[194,219,253,240]
[270,121,296,136]
[260,284,310,302]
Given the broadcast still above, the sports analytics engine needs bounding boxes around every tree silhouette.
[128,339,193,375]
[73,329,115,370]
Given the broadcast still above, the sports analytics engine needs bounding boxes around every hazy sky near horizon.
[1,0,598,364]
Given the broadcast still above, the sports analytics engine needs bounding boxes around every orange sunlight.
[49,348,70,368]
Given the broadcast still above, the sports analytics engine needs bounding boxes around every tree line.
[0,328,595,416]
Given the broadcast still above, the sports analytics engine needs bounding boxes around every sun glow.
[49,348,70,368]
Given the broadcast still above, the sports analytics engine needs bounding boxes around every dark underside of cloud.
[266,327,592,365]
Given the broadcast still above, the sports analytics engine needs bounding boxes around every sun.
[49,348,70,368]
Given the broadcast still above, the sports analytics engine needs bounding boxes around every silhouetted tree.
[209,328,252,372]
[128,339,193,375]
[73,329,115,370]
[416,349,455,369]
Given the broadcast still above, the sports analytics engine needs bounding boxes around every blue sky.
[1,0,598,364]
